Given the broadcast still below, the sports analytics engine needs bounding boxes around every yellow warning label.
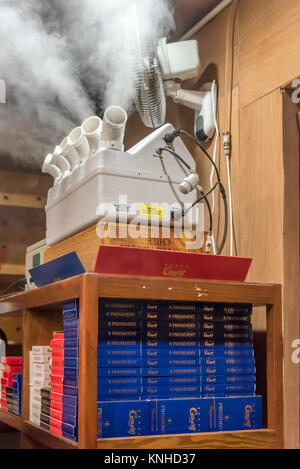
[139,204,165,218]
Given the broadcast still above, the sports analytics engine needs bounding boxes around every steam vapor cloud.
[0,0,174,167]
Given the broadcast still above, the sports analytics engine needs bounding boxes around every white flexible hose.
[210,80,219,255]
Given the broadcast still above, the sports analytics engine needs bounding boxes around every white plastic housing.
[194,81,217,141]
[45,124,198,246]
[157,38,201,81]
[25,239,47,289]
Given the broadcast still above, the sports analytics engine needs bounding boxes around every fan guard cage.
[128,12,166,128]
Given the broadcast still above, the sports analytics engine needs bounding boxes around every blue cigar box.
[98,377,142,387]
[98,357,142,367]
[142,385,201,397]
[64,376,79,387]
[98,340,140,349]
[142,341,201,350]
[97,367,141,378]
[200,347,254,358]
[63,299,79,313]
[198,303,252,316]
[63,385,78,396]
[98,385,142,397]
[97,347,141,359]
[97,400,149,438]
[99,319,140,328]
[64,358,78,369]
[63,310,79,321]
[201,366,256,375]
[142,329,200,340]
[200,341,253,348]
[142,310,198,322]
[199,331,253,342]
[64,329,79,340]
[64,368,78,378]
[63,319,79,330]
[142,367,201,377]
[62,395,77,407]
[142,357,200,367]
[142,376,201,387]
[61,422,77,439]
[12,373,23,384]
[201,383,256,394]
[64,348,79,358]
[142,320,199,330]
[142,348,199,359]
[201,374,256,385]
[150,398,212,435]
[63,412,77,427]
[200,357,255,367]
[99,299,140,311]
[64,338,79,349]
[98,329,141,339]
[142,300,198,314]
[213,396,262,431]
[63,403,77,417]
[216,304,252,315]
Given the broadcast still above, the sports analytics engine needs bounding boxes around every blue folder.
[29,251,85,287]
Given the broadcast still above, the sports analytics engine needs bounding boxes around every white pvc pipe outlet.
[60,136,80,170]
[100,106,128,151]
[68,126,90,162]
[81,116,103,154]
[42,154,62,184]
[52,146,71,179]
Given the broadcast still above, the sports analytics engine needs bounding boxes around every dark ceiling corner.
[171,0,223,39]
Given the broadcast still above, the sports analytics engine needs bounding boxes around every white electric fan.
[128,12,217,141]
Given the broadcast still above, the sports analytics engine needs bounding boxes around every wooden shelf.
[97,429,276,450]
[0,412,77,449]
[22,421,77,450]
[0,273,284,449]
[0,409,22,432]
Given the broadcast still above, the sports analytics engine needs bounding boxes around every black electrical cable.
[188,182,228,255]
[162,129,228,255]
[188,183,219,209]
[158,146,213,233]
[201,191,213,234]
[181,185,216,233]
[163,129,221,181]
[158,146,192,171]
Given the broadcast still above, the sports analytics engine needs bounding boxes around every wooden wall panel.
[0,316,22,345]
[239,0,300,108]
[239,90,284,284]
[282,90,300,449]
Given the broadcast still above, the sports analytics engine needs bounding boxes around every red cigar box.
[94,245,252,282]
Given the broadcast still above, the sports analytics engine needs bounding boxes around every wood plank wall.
[124,0,300,448]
